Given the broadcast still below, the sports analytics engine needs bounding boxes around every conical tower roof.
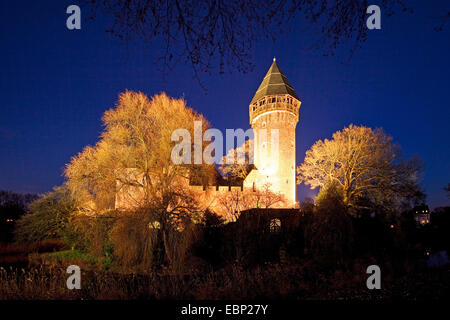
[250,58,299,104]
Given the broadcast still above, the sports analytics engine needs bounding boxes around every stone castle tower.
[247,58,301,206]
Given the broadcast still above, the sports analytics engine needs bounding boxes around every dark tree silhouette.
[0,190,37,242]
[445,183,450,199]
[434,10,450,32]
[83,0,409,79]
[0,190,37,221]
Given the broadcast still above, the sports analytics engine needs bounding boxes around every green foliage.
[101,255,114,270]
[45,249,114,270]
[315,181,345,209]
[14,186,74,243]
[47,250,96,264]
[61,221,89,252]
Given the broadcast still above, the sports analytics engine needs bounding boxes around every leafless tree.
[434,10,450,32]
[83,0,410,81]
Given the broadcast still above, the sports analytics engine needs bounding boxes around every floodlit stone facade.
[244,58,301,207]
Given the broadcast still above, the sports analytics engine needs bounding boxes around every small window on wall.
[262,121,266,128]
[149,221,161,230]
[270,218,281,233]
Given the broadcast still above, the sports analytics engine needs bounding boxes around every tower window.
[270,218,281,233]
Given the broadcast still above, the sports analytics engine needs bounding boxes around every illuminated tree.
[297,124,423,212]
[216,189,254,221]
[216,182,286,220]
[65,91,211,217]
[65,91,214,267]
[253,182,287,209]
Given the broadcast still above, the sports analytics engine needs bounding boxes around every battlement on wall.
[189,183,244,193]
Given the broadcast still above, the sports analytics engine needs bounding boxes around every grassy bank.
[29,249,114,271]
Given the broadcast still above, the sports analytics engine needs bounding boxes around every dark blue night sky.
[0,0,449,208]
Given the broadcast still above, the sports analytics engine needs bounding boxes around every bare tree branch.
[82,0,410,80]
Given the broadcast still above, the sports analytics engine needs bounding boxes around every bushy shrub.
[61,220,89,252]
[14,186,74,243]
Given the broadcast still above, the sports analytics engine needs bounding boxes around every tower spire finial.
[273,57,276,62]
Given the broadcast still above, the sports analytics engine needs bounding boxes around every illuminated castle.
[115,59,301,217]
[243,58,301,206]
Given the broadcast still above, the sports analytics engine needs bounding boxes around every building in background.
[413,204,431,225]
